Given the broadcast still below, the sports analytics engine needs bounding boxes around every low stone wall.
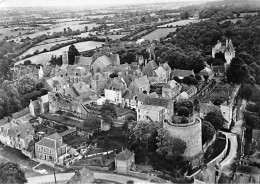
[70,165,110,171]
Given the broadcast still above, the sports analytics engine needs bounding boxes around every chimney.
[226,39,229,48]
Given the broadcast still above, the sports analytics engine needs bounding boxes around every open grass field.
[157,19,200,28]
[96,34,125,40]
[20,39,76,58]
[17,22,98,40]
[142,28,177,41]
[0,26,34,40]
[16,41,104,65]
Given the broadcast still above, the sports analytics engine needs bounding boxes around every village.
[0,35,247,184]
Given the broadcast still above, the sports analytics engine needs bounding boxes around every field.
[96,34,125,40]
[20,39,76,58]
[142,28,177,41]
[0,26,34,40]
[129,30,148,40]
[16,41,104,65]
[157,19,200,28]
[17,22,98,40]
[219,18,242,24]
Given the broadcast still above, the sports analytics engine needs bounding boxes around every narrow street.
[27,172,153,184]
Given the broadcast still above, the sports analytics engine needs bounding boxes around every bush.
[177,107,190,117]
[202,121,216,144]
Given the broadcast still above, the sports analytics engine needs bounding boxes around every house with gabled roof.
[73,82,91,96]
[35,132,67,165]
[129,75,150,94]
[115,148,135,173]
[6,123,35,150]
[91,55,112,73]
[142,60,158,77]
[162,80,182,99]
[104,77,127,106]
[122,90,147,109]
[212,39,235,65]
[74,56,92,71]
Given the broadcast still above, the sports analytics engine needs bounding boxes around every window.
[58,148,61,155]
[49,149,52,154]
[39,153,41,157]
[43,148,46,153]
[38,146,41,151]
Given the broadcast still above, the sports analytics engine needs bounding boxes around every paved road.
[27,172,152,184]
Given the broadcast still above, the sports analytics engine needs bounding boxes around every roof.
[110,54,120,66]
[73,82,90,95]
[162,62,171,71]
[64,87,79,98]
[142,61,158,76]
[253,129,260,140]
[154,66,166,77]
[74,56,92,66]
[171,69,194,78]
[92,55,112,70]
[178,92,189,100]
[36,132,64,150]
[186,86,197,96]
[236,165,260,175]
[143,97,171,108]
[7,123,34,139]
[115,148,134,161]
[41,66,52,77]
[121,74,132,87]
[134,75,150,88]
[199,67,213,76]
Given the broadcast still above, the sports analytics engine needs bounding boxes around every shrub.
[177,107,190,117]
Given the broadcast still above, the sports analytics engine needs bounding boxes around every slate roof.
[253,129,260,140]
[121,74,132,87]
[36,132,64,150]
[162,62,171,71]
[143,97,171,108]
[64,87,79,98]
[186,86,197,96]
[92,55,112,70]
[115,148,134,161]
[154,66,166,77]
[134,75,150,88]
[171,69,194,78]
[142,60,158,76]
[7,123,34,139]
[74,56,92,66]
[41,66,52,77]
[73,82,90,95]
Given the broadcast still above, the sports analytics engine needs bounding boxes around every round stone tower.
[163,116,202,159]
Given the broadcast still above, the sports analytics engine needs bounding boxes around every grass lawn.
[142,28,177,41]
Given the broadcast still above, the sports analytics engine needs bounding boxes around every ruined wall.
[163,117,202,158]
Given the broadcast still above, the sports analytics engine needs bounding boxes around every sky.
[0,0,210,8]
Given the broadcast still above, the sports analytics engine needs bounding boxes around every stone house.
[0,121,18,147]
[231,165,260,184]
[162,80,182,99]
[39,65,52,79]
[122,91,147,109]
[29,94,49,117]
[142,96,174,119]
[90,72,108,95]
[128,75,150,94]
[91,55,112,73]
[5,123,34,151]
[35,132,67,165]
[220,104,233,129]
[115,149,135,174]
[104,77,127,106]
[212,39,235,65]
[137,104,165,122]
[74,56,92,71]
[142,60,158,77]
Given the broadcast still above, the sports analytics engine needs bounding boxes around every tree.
[156,128,186,162]
[84,26,88,32]
[175,100,194,114]
[84,115,101,130]
[226,57,249,83]
[103,137,111,158]
[180,11,189,20]
[240,84,253,100]
[143,51,150,64]
[0,162,27,184]
[204,111,225,130]
[182,76,192,85]
[202,121,215,144]
[23,60,32,65]
[109,73,118,78]
[177,107,190,117]
[68,45,80,65]
[100,101,117,125]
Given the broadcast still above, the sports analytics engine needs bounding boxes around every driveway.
[27,172,153,184]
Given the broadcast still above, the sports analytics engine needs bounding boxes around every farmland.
[15,41,104,65]
[157,19,200,28]
[219,18,242,24]
[19,38,76,58]
[96,34,125,40]
[142,28,177,41]
[0,26,34,40]
[16,22,98,40]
